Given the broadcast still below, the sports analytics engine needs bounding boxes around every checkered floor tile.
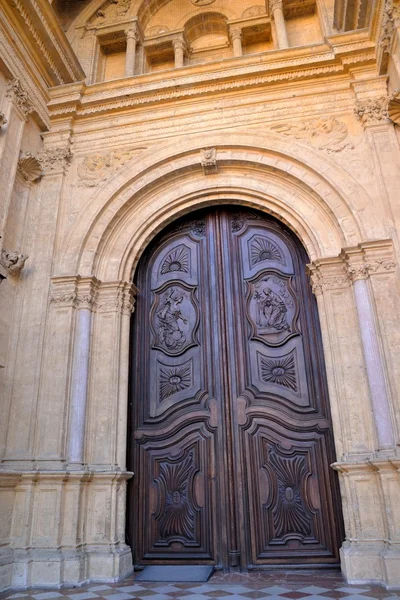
[2,571,400,600]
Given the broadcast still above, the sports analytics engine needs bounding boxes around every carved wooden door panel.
[129,208,343,569]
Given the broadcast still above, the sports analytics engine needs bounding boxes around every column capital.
[38,146,73,175]
[270,0,283,13]
[96,280,138,315]
[125,24,140,41]
[354,96,390,129]
[229,26,242,41]
[6,78,34,121]
[342,240,397,279]
[76,277,100,311]
[307,257,350,295]
[172,37,187,52]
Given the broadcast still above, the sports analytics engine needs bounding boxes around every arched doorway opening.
[127,205,344,571]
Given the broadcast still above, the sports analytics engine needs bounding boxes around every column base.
[341,541,400,589]
[0,549,14,591]
[10,545,133,590]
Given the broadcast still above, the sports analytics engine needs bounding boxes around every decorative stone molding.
[270,117,353,153]
[5,79,34,120]
[354,97,389,127]
[379,0,396,54]
[0,249,28,276]
[17,152,43,182]
[388,88,400,124]
[38,146,73,174]
[0,112,7,127]
[77,147,145,187]
[201,147,218,175]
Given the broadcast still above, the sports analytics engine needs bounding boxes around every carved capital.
[307,259,350,294]
[126,25,140,42]
[0,112,7,127]
[18,152,43,182]
[75,277,99,311]
[270,0,283,13]
[172,38,187,52]
[0,249,28,276]
[38,146,73,174]
[96,281,138,315]
[6,79,34,120]
[342,240,396,280]
[201,147,218,175]
[229,27,242,42]
[354,97,389,127]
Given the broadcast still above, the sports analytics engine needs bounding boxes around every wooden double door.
[129,207,343,570]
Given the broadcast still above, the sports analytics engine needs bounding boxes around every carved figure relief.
[250,235,284,266]
[271,117,353,153]
[266,446,312,538]
[160,245,190,275]
[77,147,145,187]
[154,450,197,542]
[248,275,297,344]
[201,148,217,175]
[159,360,193,401]
[152,284,198,355]
[255,286,290,331]
[259,351,297,391]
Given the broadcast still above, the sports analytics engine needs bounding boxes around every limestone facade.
[1,0,400,592]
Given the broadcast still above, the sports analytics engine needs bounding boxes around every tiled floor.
[2,571,400,600]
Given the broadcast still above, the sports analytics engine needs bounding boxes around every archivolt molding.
[59,133,366,282]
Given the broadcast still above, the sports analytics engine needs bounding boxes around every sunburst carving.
[259,353,297,391]
[159,362,192,400]
[161,245,190,275]
[268,447,312,538]
[155,451,196,541]
[250,236,283,266]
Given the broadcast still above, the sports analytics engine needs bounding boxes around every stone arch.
[59,131,367,281]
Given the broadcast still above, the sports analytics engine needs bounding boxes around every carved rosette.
[38,147,73,174]
[18,152,43,182]
[354,97,389,127]
[6,79,34,120]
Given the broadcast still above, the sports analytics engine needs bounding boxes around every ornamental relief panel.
[270,116,353,153]
[77,147,146,187]
[150,283,199,356]
[247,274,298,346]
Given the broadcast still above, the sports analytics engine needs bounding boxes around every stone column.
[68,277,98,466]
[270,0,289,49]
[125,26,139,77]
[173,38,186,69]
[344,246,394,450]
[229,26,243,57]
[0,79,33,249]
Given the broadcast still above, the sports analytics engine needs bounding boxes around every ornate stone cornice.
[6,78,34,119]
[354,97,389,127]
[18,151,43,182]
[308,241,396,294]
